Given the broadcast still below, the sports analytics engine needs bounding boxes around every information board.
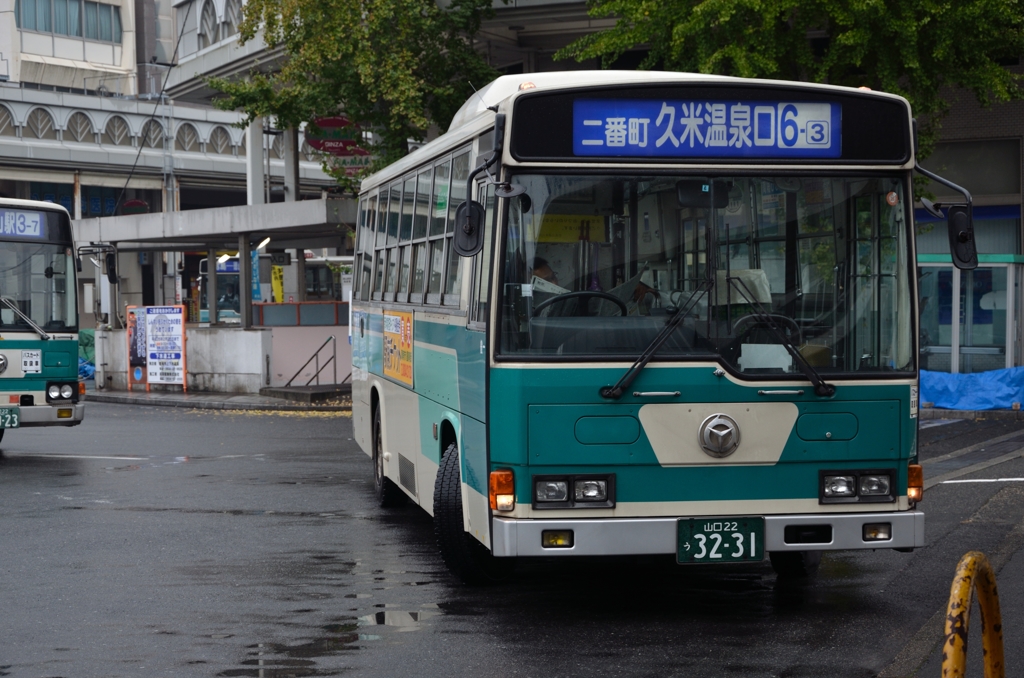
[126,305,187,389]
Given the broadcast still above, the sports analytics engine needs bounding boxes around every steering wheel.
[732,314,802,345]
[534,290,628,317]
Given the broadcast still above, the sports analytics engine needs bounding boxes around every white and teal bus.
[0,199,85,443]
[351,72,976,582]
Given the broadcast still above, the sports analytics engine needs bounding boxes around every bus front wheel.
[372,408,406,507]
[433,443,512,585]
[769,550,821,579]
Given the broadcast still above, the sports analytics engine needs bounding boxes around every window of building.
[17,0,121,43]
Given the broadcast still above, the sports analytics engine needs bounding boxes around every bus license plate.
[0,407,20,429]
[677,517,764,564]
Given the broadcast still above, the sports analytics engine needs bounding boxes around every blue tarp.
[78,357,95,381]
[920,367,1024,411]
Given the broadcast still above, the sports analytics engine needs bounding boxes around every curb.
[86,392,352,413]
[920,408,1024,421]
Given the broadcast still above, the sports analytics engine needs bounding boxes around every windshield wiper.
[726,278,834,397]
[599,281,711,399]
[0,297,51,341]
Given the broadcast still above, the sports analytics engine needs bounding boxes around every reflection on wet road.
[1,404,1022,677]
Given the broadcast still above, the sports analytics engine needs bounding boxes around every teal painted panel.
[416,396,456,464]
[782,401,901,462]
[415,344,459,409]
[262,305,299,326]
[44,351,71,368]
[415,320,486,423]
[529,404,652,466]
[491,366,915,504]
[575,416,640,445]
[299,304,337,325]
[460,415,488,494]
[796,412,859,441]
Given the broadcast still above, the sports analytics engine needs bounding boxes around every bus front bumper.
[16,403,85,427]
[491,511,925,557]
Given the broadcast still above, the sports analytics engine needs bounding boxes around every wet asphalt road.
[1,404,1023,678]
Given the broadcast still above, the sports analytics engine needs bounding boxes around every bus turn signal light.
[489,469,515,512]
[908,464,924,502]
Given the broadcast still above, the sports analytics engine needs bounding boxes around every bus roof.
[0,198,71,217]
[361,70,912,190]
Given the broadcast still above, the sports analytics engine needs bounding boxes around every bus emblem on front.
[699,414,740,458]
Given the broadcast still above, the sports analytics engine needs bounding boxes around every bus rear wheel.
[433,442,512,585]
[372,408,406,507]
[769,550,822,579]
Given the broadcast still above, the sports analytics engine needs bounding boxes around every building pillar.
[283,127,300,202]
[246,117,265,206]
[207,247,218,325]
[239,235,253,328]
[73,172,82,219]
[294,249,306,302]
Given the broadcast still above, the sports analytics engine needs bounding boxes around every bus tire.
[433,442,512,585]
[372,408,405,507]
[769,550,821,579]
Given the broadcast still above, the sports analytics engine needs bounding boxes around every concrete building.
[2,0,1021,388]
[2,0,354,392]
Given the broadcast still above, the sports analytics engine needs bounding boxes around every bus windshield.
[499,173,914,376]
[0,240,77,332]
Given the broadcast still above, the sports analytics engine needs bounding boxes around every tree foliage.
[557,0,1024,156]
[208,0,498,188]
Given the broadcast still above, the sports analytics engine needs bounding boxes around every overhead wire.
[112,1,194,215]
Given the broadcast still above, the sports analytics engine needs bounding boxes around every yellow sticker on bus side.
[383,310,413,386]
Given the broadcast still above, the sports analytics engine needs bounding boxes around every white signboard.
[22,350,41,374]
[145,306,186,385]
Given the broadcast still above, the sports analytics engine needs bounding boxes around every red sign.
[122,199,149,215]
[306,117,370,157]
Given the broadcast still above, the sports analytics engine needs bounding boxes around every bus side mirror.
[105,252,118,285]
[76,257,82,273]
[453,200,485,256]
[947,205,977,270]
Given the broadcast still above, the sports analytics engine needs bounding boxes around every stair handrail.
[285,335,337,387]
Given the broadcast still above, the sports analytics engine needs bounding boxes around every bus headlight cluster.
[820,470,894,504]
[532,474,615,509]
[46,381,78,403]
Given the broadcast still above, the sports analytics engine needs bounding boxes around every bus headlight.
[532,474,615,509]
[823,475,856,497]
[574,479,607,502]
[536,480,568,503]
[859,475,891,496]
[46,381,78,403]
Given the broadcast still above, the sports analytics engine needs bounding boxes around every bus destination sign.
[0,208,46,239]
[573,100,841,159]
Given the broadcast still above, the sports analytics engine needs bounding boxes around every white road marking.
[12,454,146,461]
[919,419,958,429]
[942,478,1024,484]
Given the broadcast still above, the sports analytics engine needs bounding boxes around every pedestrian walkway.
[84,382,351,412]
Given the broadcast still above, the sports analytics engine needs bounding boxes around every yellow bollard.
[941,551,1005,678]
